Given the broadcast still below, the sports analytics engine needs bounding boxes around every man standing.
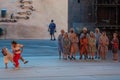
[48,20,56,40]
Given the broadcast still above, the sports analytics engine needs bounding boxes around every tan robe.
[69,33,79,54]
[99,35,109,59]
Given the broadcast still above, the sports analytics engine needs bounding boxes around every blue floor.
[0,40,120,80]
[0,39,58,57]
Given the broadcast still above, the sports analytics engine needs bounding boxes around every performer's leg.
[73,52,76,60]
[4,57,9,69]
[70,47,74,60]
[20,56,28,64]
[20,56,24,62]
[64,53,67,60]
[13,55,18,68]
[92,52,94,60]
[95,43,98,59]
[13,54,20,69]
[5,63,8,69]
[80,48,83,60]
[103,48,106,60]
[70,52,73,60]
[59,50,62,59]
[114,53,118,61]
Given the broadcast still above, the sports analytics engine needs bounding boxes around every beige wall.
[0,0,68,39]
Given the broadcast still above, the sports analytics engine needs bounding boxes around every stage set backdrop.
[0,0,68,39]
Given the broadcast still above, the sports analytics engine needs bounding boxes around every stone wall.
[0,0,68,39]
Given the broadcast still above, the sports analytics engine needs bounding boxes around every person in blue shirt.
[48,20,56,40]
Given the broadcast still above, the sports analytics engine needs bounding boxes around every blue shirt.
[49,22,56,30]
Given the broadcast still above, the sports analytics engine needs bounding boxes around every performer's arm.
[18,44,24,53]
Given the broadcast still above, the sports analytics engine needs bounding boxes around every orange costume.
[70,36,79,54]
[80,36,88,59]
[69,32,79,59]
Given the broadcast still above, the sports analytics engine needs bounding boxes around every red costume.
[80,36,88,59]
[13,50,21,68]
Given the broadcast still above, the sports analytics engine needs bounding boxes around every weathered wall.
[68,0,95,30]
[0,0,68,39]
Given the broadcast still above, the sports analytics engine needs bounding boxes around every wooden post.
[95,0,97,24]
[116,0,118,25]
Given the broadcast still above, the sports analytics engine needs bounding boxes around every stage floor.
[0,40,120,80]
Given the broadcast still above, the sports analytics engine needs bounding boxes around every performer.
[79,27,89,59]
[1,47,28,69]
[12,41,27,69]
[58,29,65,59]
[69,28,79,60]
[94,28,101,59]
[80,33,88,60]
[99,31,109,60]
[88,31,96,60]
[62,32,71,60]
[2,48,14,69]
[111,33,119,62]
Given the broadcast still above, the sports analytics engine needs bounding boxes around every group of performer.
[2,41,28,69]
[1,26,119,70]
[58,27,119,62]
